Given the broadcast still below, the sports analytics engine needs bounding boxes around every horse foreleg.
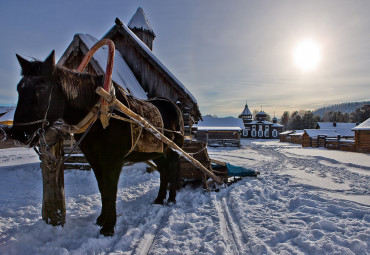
[153,157,169,204]
[100,164,121,236]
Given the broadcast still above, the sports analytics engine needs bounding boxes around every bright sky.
[0,0,369,117]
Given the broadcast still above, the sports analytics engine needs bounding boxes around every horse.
[10,51,184,236]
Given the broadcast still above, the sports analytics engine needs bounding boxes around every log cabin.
[352,118,370,153]
[194,116,244,147]
[58,8,201,135]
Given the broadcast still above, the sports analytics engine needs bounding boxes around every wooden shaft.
[96,87,223,185]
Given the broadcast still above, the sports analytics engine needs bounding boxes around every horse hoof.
[167,199,176,205]
[96,217,104,227]
[153,198,164,205]
[100,227,114,237]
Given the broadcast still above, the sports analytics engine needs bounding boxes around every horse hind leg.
[166,149,180,204]
[153,150,180,205]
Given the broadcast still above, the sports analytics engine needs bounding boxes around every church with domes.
[238,102,284,138]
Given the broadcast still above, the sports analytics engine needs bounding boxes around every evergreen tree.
[350,105,370,123]
[280,111,290,127]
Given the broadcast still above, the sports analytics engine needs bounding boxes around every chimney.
[128,7,156,50]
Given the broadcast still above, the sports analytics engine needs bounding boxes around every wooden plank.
[96,87,223,185]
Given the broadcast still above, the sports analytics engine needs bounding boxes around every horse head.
[10,51,65,146]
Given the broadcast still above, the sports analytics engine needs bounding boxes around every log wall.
[355,130,370,153]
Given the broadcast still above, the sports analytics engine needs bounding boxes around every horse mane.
[53,65,104,110]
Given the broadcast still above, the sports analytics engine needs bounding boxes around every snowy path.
[0,140,369,254]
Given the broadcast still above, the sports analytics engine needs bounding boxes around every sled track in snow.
[131,206,172,255]
[213,195,248,254]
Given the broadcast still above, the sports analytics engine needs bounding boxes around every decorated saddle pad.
[129,98,164,153]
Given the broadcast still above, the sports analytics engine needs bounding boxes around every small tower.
[239,100,253,125]
[128,7,156,50]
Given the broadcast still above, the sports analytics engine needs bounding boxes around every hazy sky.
[1,0,369,117]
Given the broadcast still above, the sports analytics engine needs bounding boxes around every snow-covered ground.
[0,139,369,254]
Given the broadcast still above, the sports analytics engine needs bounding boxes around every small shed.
[289,130,304,144]
[352,118,370,153]
[279,130,294,142]
[302,129,339,147]
[194,116,244,147]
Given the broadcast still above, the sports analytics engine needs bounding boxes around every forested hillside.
[313,101,370,117]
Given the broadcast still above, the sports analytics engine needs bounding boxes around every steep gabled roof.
[103,21,197,104]
[57,33,147,100]
[128,7,155,36]
[352,118,370,131]
[239,103,252,117]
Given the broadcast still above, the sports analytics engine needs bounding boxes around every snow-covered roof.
[0,109,15,122]
[195,116,245,129]
[289,130,304,136]
[197,126,242,131]
[352,118,370,131]
[76,34,148,100]
[272,123,284,128]
[248,120,274,125]
[239,104,252,116]
[104,22,197,104]
[279,130,294,135]
[316,122,356,137]
[128,7,155,35]
[304,129,339,139]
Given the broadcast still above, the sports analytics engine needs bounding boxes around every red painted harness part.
[77,39,115,107]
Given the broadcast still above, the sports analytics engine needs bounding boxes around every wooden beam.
[96,87,223,185]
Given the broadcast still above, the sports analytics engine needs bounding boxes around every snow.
[195,116,245,129]
[112,22,198,104]
[77,33,148,100]
[0,140,369,254]
[316,122,357,137]
[353,118,370,131]
[0,108,15,123]
[304,129,339,139]
[197,127,242,131]
[128,7,155,34]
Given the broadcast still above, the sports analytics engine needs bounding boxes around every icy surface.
[0,140,369,254]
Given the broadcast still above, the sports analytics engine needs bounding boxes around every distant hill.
[313,101,370,117]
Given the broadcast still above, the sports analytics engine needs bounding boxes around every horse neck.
[53,67,103,125]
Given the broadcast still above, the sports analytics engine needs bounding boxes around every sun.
[293,39,321,72]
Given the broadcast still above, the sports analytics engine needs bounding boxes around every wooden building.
[194,116,244,147]
[238,103,283,139]
[352,118,370,153]
[301,129,339,147]
[279,131,294,142]
[289,130,304,144]
[315,122,356,139]
[58,8,201,134]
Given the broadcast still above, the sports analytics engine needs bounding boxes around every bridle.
[12,84,54,147]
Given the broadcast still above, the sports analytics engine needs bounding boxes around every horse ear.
[16,54,31,75]
[43,50,55,75]
[44,50,55,66]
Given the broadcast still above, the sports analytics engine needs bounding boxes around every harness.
[14,39,183,167]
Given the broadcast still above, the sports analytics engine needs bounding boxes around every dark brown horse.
[10,51,184,236]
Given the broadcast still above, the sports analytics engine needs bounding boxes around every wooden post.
[39,131,66,226]
[96,87,223,185]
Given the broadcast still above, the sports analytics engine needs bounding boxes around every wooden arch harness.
[72,39,164,154]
